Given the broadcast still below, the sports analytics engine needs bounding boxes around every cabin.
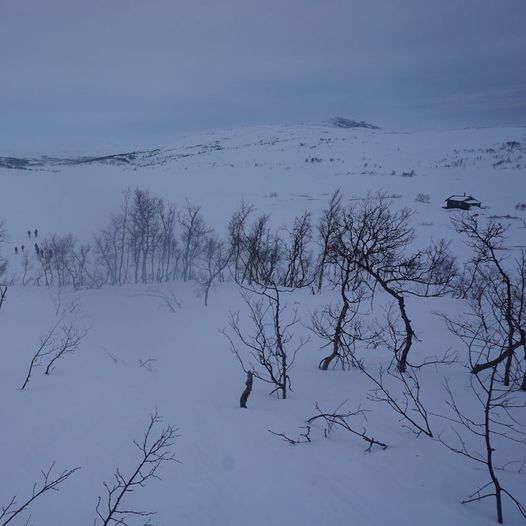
[445,194,482,210]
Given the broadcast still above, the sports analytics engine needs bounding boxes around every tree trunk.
[471,340,523,376]
[397,295,414,374]
[320,261,351,370]
[240,371,253,408]
[485,373,504,524]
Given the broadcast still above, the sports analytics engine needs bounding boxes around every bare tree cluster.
[450,215,526,390]
[227,202,316,289]
[229,210,282,286]
[8,189,327,301]
[94,189,182,286]
[5,189,526,525]
[36,234,95,288]
[326,193,456,372]
[15,189,231,302]
[438,214,526,522]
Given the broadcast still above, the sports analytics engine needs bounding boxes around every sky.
[1,0,525,151]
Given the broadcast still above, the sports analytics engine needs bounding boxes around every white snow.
[0,123,525,525]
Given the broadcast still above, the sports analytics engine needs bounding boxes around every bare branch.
[94,411,179,526]
[0,463,79,526]
[269,401,387,452]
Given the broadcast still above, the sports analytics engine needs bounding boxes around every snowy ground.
[1,123,525,525]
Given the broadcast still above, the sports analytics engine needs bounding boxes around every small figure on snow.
[34,228,38,238]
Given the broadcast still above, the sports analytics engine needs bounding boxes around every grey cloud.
[1,0,525,150]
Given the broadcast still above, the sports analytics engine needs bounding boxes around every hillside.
[0,123,525,526]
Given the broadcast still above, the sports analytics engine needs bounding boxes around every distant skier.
[15,246,18,255]
[34,228,38,238]
[34,243,40,256]
[21,244,25,252]
[27,230,31,238]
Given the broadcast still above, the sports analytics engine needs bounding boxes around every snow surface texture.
[0,124,525,525]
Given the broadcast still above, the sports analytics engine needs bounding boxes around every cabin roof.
[446,195,481,203]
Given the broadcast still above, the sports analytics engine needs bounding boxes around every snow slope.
[0,124,525,525]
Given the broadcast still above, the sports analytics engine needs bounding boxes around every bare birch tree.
[314,189,342,292]
[334,194,456,372]
[179,201,210,282]
[224,284,308,400]
[197,234,231,306]
[452,214,526,388]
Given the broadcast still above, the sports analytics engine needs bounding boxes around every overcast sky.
[1,0,525,151]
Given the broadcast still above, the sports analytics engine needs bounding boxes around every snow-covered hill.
[0,123,525,526]
[1,123,525,243]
